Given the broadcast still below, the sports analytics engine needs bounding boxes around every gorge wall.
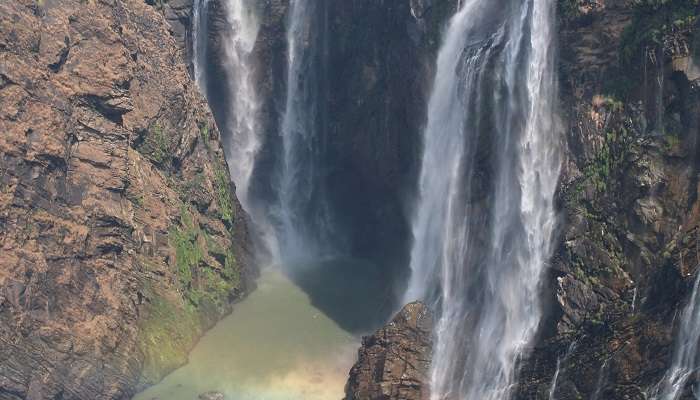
[2,0,700,399]
[344,1,700,399]
[108,0,700,398]
[0,1,252,399]
[517,1,700,398]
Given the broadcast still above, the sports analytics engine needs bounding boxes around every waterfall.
[209,0,285,260]
[192,0,210,93]
[206,0,260,214]
[548,341,577,400]
[591,359,610,400]
[403,0,560,398]
[193,0,333,265]
[548,358,562,400]
[269,0,336,264]
[653,271,700,400]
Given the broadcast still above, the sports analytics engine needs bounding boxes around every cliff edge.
[0,0,252,398]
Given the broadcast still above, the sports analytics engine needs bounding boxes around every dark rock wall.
[322,0,457,281]
[516,1,700,398]
[343,1,700,399]
[202,0,459,291]
[0,0,252,399]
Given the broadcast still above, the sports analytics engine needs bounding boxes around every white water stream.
[404,1,561,398]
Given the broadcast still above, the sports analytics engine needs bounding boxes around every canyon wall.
[0,1,252,399]
[2,0,699,399]
[517,1,700,398]
[346,1,700,399]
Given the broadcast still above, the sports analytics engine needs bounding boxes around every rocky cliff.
[344,302,432,400]
[516,1,700,399]
[0,1,251,399]
[345,1,700,399]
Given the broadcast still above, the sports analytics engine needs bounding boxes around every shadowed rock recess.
[0,0,252,399]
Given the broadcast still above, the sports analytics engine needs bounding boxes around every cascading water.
[548,341,577,399]
[214,0,260,213]
[271,0,333,263]
[191,0,210,93]
[200,0,333,265]
[206,0,285,262]
[403,0,560,398]
[653,272,700,400]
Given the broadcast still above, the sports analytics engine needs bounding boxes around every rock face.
[515,1,700,399]
[322,0,457,278]
[339,1,700,399]
[344,302,433,400]
[0,0,251,399]
[198,391,225,400]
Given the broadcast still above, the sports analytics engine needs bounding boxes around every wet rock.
[198,391,225,400]
[345,302,433,400]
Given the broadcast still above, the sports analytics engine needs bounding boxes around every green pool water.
[133,260,390,400]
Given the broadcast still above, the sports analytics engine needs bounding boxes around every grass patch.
[138,124,172,167]
[137,289,200,386]
[214,164,234,225]
[169,205,241,308]
[169,206,204,287]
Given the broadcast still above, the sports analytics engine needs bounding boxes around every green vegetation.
[200,123,210,148]
[137,286,200,386]
[139,204,242,385]
[558,0,583,22]
[620,0,697,67]
[214,164,235,225]
[582,125,633,193]
[665,131,682,151]
[169,206,203,287]
[141,124,171,166]
[179,171,205,201]
[128,191,145,207]
[169,205,241,309]
[149,0,170,11]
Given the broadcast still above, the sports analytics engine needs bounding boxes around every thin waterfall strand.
[273,0,333,264]
[654,271,700,400]
[192,0,210,93]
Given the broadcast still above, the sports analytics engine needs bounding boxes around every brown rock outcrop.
[344,302,433,400]
[0,0,251,399]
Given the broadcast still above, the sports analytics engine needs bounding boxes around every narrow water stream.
[134,259,389,400]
